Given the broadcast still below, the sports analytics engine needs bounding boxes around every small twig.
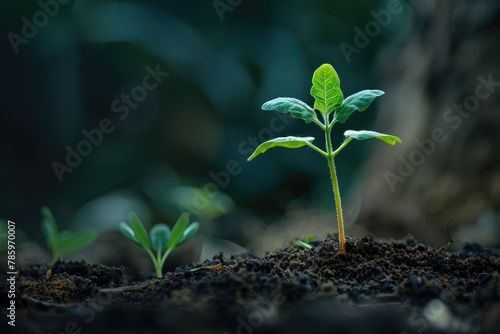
[190,263,222,272]
[98,281,152,294]
[437,216,458,252]
[467,265,474,279]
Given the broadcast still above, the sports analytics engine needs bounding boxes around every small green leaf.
[303,234,317,243]
[41,207,58,250]
[247,136,315,161]
[334,90,384,124]
[262,97,318,124]
[119,222,139,245]
[128,213,151,250]
[294,240,313,249]
[41,220,57,250]
[150,224,171,251]
[344,130,402,145]
[178,222,200,246]
[167,213,189,249]
[58,230,97,256]
[57,231,73,244]
[310,64,343,115]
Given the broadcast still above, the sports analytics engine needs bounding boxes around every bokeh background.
[1,0,499,270]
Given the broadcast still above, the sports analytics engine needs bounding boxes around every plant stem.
[52,245,60,263]
[159,247,174,267]
[324,115,346,253]
[145,248,162,278]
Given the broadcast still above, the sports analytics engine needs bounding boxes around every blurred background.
[1,0,499,273]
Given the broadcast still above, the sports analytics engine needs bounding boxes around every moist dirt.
[2,235,499,333]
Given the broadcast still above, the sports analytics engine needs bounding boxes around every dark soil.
[2,235,500,334]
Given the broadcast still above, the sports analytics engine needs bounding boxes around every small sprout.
[41,207,97,263]
[294,240,313,249]
[119,212,200,278]
[293,235,317,249]
[248,64,402,253]
[46,269,52,280]
[304,234,317,243]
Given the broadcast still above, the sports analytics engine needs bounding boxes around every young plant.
[247,64,401,253]
[41,206,97,263]
[119,212,199,278]
[293,234,317,249]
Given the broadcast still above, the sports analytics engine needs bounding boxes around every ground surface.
[2,235,500,333]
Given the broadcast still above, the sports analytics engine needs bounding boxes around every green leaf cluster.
[248,64,401,161]
[119,212,199,278]
[41,207,97,263]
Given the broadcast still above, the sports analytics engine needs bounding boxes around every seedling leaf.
[333,90,384,124]
[294,240,313,249]
[41,206,58,249]
[119,222,139,244]
[304,234,317,243]
[168,213,189,249]
[262,97,318,124]
[178,222,200,245]
[344,130,402,145]
[128,212,151,250]
[310,64,343,115]
[150,224,171,251]
[41,220,57,250]
[58,230,97,256]
[247,136,316,161]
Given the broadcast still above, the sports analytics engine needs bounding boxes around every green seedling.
[293,234,317,249]
[119,212,199,278]
[248,64,401,253]
[41,206,97,263]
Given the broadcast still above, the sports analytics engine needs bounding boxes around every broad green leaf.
[128,212,151,250]
[247,136,315,161]
[41,206,58,249]
[178,222,200,246]
[119,222,139,245]
[310,64,343,115]
[261,97,317,124]
[150,224,171,251]
[167,213,189,249]
[344,130,402,145]
[333,90,384,124]
[58,230,97,256]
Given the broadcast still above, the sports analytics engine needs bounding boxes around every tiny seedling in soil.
[119,212,199,278]
[248,63,402,253]
[293,234,317,249]
[41,206,97,263]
